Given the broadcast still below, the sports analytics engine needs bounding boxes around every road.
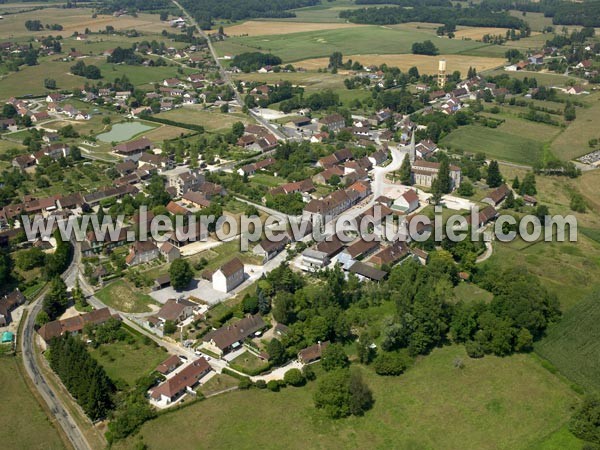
[171,0,287,141]
[21,241,92,450]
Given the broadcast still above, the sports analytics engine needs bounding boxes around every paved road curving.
[21,241,92,450]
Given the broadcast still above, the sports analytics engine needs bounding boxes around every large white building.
[212,258,245,293]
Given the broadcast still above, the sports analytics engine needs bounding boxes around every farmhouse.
[298,341,329,364]
[202,314,266,356]
[159,242,181,262]
[472,205,498,228]
[368,241,410,267]
[392,189,420,213]
[156,298,197,324]
[37,308,116,342]
[155,354,182,375]
[212,258,245,293]
[482,184,511,206]
[125,241,159,266]
[319,113,346,132]
[348,261,387,282]
[150,358,211,405]
[253,235,290,263]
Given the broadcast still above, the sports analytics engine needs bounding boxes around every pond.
[96,122,155,143]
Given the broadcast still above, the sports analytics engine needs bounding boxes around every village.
[0,1,599,449]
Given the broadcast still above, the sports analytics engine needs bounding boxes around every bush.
[465,340,485,358]
[238,377,252,390]
[303,364,316,381]
[255,379,267,389]
[373,351,412,376]
[267,380,280,391]
[570,396,600,445]
[283,368,305,387]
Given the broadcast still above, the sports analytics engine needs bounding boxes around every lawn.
[482,69,580,87]
[114,345,579,450]
[440,123,545,165]
[198,373,239,397]
[95,279,159,313]
[229,350,269,375]
[214,25,491,62]
[88,327,167,386]
[0,356,65,450]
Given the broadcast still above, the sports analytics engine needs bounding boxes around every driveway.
[150,279,229,305]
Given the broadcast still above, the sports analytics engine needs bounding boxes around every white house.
[212,258,245,293]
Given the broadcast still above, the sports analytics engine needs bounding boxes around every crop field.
[0,356,65,450]
[221,20,365,37]
[454,26,511,40]
[535,291,600,393]
[440,124,545,165]
[214,26,492,62]
[114,346,579,450]
[296,53,505,74]
[511,11,554,32]
[0,8,168,39]
[233,71,346,91]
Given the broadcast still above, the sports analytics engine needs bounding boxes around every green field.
[0,356,65,450]
[114,345,578,450]
[214,26,492,62]
[453,282,494,304]
[483,69,580,87]
[95,280,159,313]
[551,92,600,161]
[441,124,545,165]
[88,327,166,386]
[535,290,600,393]
[155,107,249,131]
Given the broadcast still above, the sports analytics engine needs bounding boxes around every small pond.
[96,122,154,143]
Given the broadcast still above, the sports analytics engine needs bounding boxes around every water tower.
[437,59,446,89]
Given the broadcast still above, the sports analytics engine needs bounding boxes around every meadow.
[535,291,600,393]
[440,123,545,165]
[0,356,65,450]
[95,280,159,314]
[88,326,167,387]
[114,346,579,450]
[155,107,249,132]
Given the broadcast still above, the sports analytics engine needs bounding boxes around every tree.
[42,277,69,320]
[373,351,412,376]
[519,172,537,195]
[242,295,258,314]
[570,193,587,213]
[163,320,177,334]
[267,338,286,366]
[44,78,57,89]
[328,51,343,69]
[564,103,576,121]
[512,176,520,190]
[412,40,439,55]
[399,154,412,185]
[169,259,193,290]
[457,180,474,197]
[570,396,600,445]
[437,158,452,194]
[486,160,502,188]
[283,368,305,386]
[314,369,373,419]
[321,343,349,371]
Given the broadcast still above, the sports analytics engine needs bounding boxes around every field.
[155,107,249,132]
[0,356,65,450]
[114,345,579,450]
[454,26,510,40]
[220,20,366,37]
[551,92,600,161]
[0,57,186,100]
[214,26,493,62]
[296,53,505,75]
[0,8,168,38]
[441,124,545,165]
[535,291,600,393]
[95,280,159,313]
[483,69,580,87]
[88,327,167,386]
[198,373,239,396]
